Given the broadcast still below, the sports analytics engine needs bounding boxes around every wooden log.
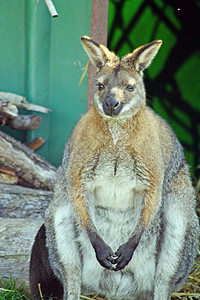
[0,217,43,286]
[0,92,50,113]
[0,130,56,190]
[26,137,46,150]
[0,100,18,119]
[8,115,43,130]
[0,183,52,219]
[0,173,18,185]
[1,115,43,130]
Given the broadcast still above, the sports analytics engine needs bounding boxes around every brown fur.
[67,105,165,227]
[30,37,199,300]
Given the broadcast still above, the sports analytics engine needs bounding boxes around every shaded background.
[0,0,199,177]
[108,0,200,177]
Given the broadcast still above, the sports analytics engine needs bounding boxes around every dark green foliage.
[0,276,29,300]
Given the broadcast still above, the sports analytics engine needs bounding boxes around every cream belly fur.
[54,158,156,299]
[54,204,157,300]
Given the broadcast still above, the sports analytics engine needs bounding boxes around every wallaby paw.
[114,242,135,271]
[95,243,117,270]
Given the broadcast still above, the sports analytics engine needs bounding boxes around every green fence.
[0,0,91,167]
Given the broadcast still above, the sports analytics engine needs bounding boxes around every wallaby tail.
[29,224,63,300]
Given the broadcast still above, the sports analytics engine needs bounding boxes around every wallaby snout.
[103,96,122,116]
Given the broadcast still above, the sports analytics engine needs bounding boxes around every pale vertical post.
[87,0,109,110]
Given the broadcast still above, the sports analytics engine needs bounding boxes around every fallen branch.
[0,217,43,286]
[0,100,18,119]
[0,183,52,219]
[0,92,51,113]
[8,115,43,130]
[0,130,56,190]
[0,172,18,185]
[26,137,46,150]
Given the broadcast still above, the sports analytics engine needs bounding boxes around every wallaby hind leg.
[29,224,63,300]
[172,218,199,292]
[154,165,199,300]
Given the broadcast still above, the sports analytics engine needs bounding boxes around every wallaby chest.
[84,146,145,210]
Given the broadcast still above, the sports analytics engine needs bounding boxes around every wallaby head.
[81,36,162,119]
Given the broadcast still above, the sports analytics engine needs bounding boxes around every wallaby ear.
[81,35,118,69]
[122,40,162,72]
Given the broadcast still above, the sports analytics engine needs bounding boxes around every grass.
[1,255,200,300]
[171,249,200,300]
[0,276,29,300]
[0,240,200,300]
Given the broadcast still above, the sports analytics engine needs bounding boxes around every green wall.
[108,0,200,176]
[0,0,92,167]
[1,0,199,176]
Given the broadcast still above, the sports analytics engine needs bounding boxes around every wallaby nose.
[103,97,122,116]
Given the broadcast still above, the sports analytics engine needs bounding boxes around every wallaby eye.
[96,83,105,91]
[126,84,135,92]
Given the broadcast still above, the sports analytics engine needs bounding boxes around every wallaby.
[30,36,199,300]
